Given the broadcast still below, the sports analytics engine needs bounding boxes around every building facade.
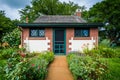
[18,12,103,55]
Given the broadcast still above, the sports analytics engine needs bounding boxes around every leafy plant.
[83,45,118,58]
[1,48,17,59]
[3,51,54,80]
[38,51,54,63]
[68,51,85,57]
[67,54,108,80]
[2,28,20,48]
[99,39,111,47]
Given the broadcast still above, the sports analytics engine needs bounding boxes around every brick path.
[45,56,73,80]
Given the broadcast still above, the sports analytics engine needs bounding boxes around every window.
[74,28,89,37]
[30,28,45,37]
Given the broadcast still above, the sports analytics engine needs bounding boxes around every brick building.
[18,11,103,55]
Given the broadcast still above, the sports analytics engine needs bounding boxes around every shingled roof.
[34,15,86,23]
[18,15,103,27]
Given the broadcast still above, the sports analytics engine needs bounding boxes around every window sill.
[73,37,91,40]
[28,37,46,40]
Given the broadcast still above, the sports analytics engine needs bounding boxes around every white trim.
[69,37,96,52]
[24,37,50,52]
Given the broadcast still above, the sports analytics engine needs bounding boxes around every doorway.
[53,29,66,55]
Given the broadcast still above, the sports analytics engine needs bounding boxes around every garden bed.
[66,46,120,80]
[0,48,54,80]
[67,54,108,80]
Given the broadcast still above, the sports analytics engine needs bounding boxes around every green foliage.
[26,52,37,58]
[83,39,118,58]
[99,39,111,47]
[0,48,17,59]
[29,58,48,80]
[5,58,47,80]
[67,54,108,80]
[0,11,20,41]
[3,51,54,80]
[0,11,13,40]
[19,0,80,22]
[38,51,54,63]
[26,51,54,62]
[0,60,7,79]
[83,46,117,58]
[101,58,120,80]
[99,46,116,58]
[114,47,120,58]
[2,28,21,47]
[68,51,85,56]
[82,0,120,44]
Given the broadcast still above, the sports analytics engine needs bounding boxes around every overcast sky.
[0,0,102,20]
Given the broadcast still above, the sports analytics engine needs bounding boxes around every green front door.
[53,29,66,55]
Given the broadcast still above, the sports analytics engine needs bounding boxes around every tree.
[2,28,21,47]
[0,10,20,42]
[82,0,120,45]
[0,11,13,41]
[19,0,80,22]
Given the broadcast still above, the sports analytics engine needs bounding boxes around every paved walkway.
[45,56,73,80]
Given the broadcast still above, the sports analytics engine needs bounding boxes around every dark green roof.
[18,23,103,28]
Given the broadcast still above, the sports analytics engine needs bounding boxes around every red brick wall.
[22,28,29,46]
[21,27,98,54]
[45,28,53,51]
[90,28,98,46]
[66,27,98,54]
[66,28,74,54]
[21,27,53,51]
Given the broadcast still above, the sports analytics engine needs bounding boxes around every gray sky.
[0,0,102,20]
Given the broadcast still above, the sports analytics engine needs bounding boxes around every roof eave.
[17,23,104,28]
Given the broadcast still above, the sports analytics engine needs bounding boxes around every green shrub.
[0,60,7,79]
[1,48,17,59]
[3,51,54,80]
[67,54,108,80]
[2,28,20,48]
[83,46,117,58]
[99,39,111,47]
[26,52,37,58]
[99,46,116,58]
[5,58,48,80]
[68,51,85,56]
[29,58,48,80]
[114,47,120,58]
[38,51,54,63]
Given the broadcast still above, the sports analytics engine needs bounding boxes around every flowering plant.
[4,51,54,80]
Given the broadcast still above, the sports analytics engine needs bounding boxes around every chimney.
[75,9,81,17]
[26,17,28,23]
